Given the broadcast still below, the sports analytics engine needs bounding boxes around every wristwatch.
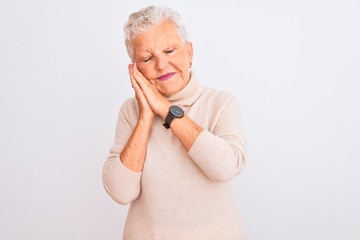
[163,105,184,129]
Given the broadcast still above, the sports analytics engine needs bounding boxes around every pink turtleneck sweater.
[103,73,247,239]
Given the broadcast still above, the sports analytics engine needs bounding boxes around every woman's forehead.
[131,21,183,50]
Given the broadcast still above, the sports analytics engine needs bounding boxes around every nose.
[155,55,168,70]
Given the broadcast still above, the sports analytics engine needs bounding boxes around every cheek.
[178,55,190,70]
[138,65,154,79]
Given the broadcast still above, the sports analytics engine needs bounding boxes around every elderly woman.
[102,5,247,239]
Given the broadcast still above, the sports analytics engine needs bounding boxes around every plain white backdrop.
[1,0,359,239]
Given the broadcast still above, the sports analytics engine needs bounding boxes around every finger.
[130,65,167,111]
[128,65,145,99]
[132,66,153,90]
[128,65,141,88]
[133,69,159,98]
[130,74,143,97]
[128,66,135,86]
[128,65,136,88]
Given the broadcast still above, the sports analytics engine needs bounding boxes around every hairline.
[124,6,189,61]
[128,21,188,61]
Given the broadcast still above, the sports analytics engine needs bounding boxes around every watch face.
[169,105,184,118]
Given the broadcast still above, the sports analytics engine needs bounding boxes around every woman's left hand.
[132,65,171,119]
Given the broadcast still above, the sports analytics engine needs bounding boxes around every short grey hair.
[124,6,189,61]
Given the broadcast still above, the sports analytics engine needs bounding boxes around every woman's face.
[131,21,193,96]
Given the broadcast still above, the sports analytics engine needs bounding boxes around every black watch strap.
[163,114,173,129]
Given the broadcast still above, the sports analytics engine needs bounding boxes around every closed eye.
[165,49,174,54]
[144,56,152,63]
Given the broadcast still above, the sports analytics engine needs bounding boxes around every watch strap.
[163,114,173,129]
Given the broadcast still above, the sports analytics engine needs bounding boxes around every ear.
[186,41,193,64]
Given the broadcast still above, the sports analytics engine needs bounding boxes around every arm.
[102,101,143,204]
[131,66,246,182]
[120,118,153,172]
[187,96,247,181]
[120,64,155,172]
[102,66,155,204]
[153,95,246,182]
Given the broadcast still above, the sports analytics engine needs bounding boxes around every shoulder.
[200,85,238,109]
[117,97,138,125]
[190,84,242,132]
[120,97,137,112]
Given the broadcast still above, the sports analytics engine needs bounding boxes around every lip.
[157,72,175,81]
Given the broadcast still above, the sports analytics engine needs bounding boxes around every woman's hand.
[129,64,203,153]
[130,64,171,120]
[128,64,155,122]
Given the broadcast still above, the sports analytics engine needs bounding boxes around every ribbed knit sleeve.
[188,96,247,182]
[102,98,142,205]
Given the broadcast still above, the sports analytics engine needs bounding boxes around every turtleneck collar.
[166,71,202,107]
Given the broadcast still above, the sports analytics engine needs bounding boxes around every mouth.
[157,72,176,81]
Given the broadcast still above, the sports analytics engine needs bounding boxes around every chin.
[160,87,177,97]
[161,90,173,97]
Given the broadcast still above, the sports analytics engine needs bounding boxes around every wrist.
[160,103,172,120]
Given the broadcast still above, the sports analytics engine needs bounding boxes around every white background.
[1,0,359,239]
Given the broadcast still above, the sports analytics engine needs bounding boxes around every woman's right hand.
[128,64,155,123]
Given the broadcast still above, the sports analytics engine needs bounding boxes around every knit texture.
[103,73,247,239]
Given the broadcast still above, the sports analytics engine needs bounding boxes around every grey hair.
[124,6,189,61]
